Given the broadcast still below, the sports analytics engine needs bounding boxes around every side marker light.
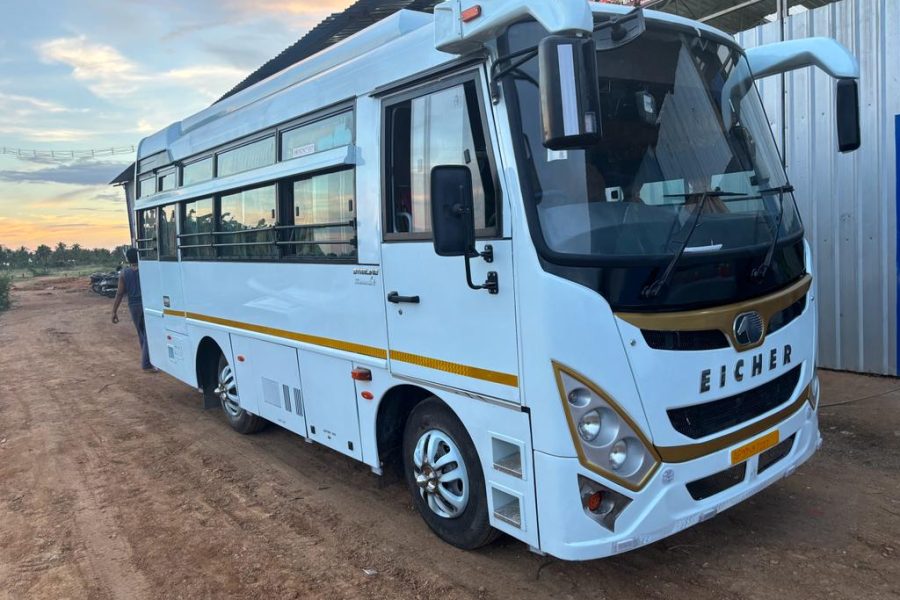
[461,5,481,22]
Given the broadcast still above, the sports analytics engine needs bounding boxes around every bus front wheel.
[402,398,498,549]
[215,354,267,434]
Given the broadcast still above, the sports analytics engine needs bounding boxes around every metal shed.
[739,0,900,375]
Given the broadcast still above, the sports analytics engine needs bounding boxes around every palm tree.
[34,245,52,267]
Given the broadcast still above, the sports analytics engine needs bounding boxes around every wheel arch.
[375,384,437,471]
[195,336,223,394]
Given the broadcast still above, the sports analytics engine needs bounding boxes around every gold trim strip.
[165,309,518,386]
[656,384,811,463]
[553,361,661,492]
[615,275,812,351]
[391,351,519,387]
[182,310,388,359]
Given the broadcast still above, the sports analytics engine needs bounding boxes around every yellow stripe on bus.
[163,309,519,387]
[178,310,387,359]
[390,351,519,387]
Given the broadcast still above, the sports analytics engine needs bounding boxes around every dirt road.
[0,278,897,599]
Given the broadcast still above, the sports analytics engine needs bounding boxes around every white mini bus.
[132,0,860,560]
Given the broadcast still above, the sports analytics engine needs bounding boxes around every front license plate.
[731,430,780,465]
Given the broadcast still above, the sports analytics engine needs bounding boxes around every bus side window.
[284,169,356,260]
[158,203,178,260]
[180,197,214,260]
[384,79,497,239]
[137,209,158,260]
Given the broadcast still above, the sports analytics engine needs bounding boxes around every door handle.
[387,291,420,304]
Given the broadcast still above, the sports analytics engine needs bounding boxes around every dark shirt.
[121,266,143,307]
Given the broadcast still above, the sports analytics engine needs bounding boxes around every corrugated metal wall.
[738,0,900,375]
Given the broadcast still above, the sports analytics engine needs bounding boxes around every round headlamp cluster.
[558,367,660,491]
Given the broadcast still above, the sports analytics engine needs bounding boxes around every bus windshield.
[504,22,803,261]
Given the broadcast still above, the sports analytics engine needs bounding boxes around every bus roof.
[136,3,734,168]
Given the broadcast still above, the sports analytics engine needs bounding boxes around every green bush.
[0,275,10,311]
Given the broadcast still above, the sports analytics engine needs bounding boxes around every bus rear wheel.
[215,354,266,434]
[402,398,498,549]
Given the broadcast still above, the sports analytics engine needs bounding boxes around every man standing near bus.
[111,248,156,372]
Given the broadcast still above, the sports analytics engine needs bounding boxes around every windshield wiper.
[751,185,794,283]
[642,190,742,299]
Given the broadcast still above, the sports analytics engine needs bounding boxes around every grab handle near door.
[387,291,420,304]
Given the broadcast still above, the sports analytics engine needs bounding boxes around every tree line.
[0,242,130,271]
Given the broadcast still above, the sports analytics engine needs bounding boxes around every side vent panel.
[282,384,292,412]
[293,387,304,417]
[491,486,523,530]
[491,436,524,479]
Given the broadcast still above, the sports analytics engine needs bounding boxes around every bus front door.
[380,75,519,403]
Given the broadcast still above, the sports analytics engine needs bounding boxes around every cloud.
[0,92,77,114]
[38,35,245,106]
[0,160,127,186]
[38,36,145,99]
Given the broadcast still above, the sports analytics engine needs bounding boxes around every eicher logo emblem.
[700,344,793,393]
[734,311,764,346]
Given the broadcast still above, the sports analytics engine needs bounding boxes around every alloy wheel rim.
[217,364,241,417]
[412,429,469,519]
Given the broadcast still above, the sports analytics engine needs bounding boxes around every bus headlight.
[609,439,628,470]
[577,410,602,442]
[808,373,820,410]
[554,362,660,491]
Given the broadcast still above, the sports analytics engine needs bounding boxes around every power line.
[0,145,135,160]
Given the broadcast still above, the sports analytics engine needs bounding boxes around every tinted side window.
[217,137,275,178]
[282,112,354,160]
[138,176,154,199]
[218,185,277,259]
[181,198,215,259]
[159,172,177,192]
[137,209,158,260]
[158,204,178,259]
[284,169,356,260]
[182,158,213,186]
[385,80,497,238]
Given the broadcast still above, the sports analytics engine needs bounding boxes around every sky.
[0,0,354,250]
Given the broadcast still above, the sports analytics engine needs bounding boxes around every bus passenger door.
[158,203,189,381]
[380,75,519,403]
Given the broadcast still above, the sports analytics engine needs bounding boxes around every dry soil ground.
[0,277,897,600]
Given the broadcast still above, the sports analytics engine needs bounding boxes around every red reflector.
[461,5,481,22]
[587,491,604,512]
[361,391,374,400]
[237,355,246,363]
[351,367,372,381]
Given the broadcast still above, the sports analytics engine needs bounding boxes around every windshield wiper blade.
[751,185,794,282]
[642,190,731,299]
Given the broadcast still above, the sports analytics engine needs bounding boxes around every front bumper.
[534,401,820,561]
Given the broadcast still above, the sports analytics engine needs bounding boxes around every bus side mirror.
[431,165,475,257]
[836,78,861,153]
[538,35,602,150]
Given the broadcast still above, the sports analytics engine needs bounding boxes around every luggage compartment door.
[230,335,307,438]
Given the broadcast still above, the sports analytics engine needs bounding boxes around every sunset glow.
[0,0,355,250]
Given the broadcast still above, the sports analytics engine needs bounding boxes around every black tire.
[216,354,267,434]
[402,397,499,550]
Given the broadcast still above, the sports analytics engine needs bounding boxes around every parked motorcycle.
[90,271,119,298]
